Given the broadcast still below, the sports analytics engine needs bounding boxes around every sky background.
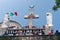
[0,0,60,32]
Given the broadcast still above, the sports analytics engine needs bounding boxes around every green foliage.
[0,37,21,40]
[56,0,60,6]
[0,37,10,40]
[53,0,60,11]
[53,5,58,11]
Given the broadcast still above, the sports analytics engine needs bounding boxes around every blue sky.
[0,0,60,32]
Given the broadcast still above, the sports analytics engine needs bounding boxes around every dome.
[0,20,22,29]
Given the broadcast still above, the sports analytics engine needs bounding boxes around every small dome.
[0,20,22,29]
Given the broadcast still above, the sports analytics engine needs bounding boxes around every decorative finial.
[29,5,34,9]
[29,5,35,13]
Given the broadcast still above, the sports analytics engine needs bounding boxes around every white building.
[0,13,22,36]
[0,20,22,36]
[45,12,53,35]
